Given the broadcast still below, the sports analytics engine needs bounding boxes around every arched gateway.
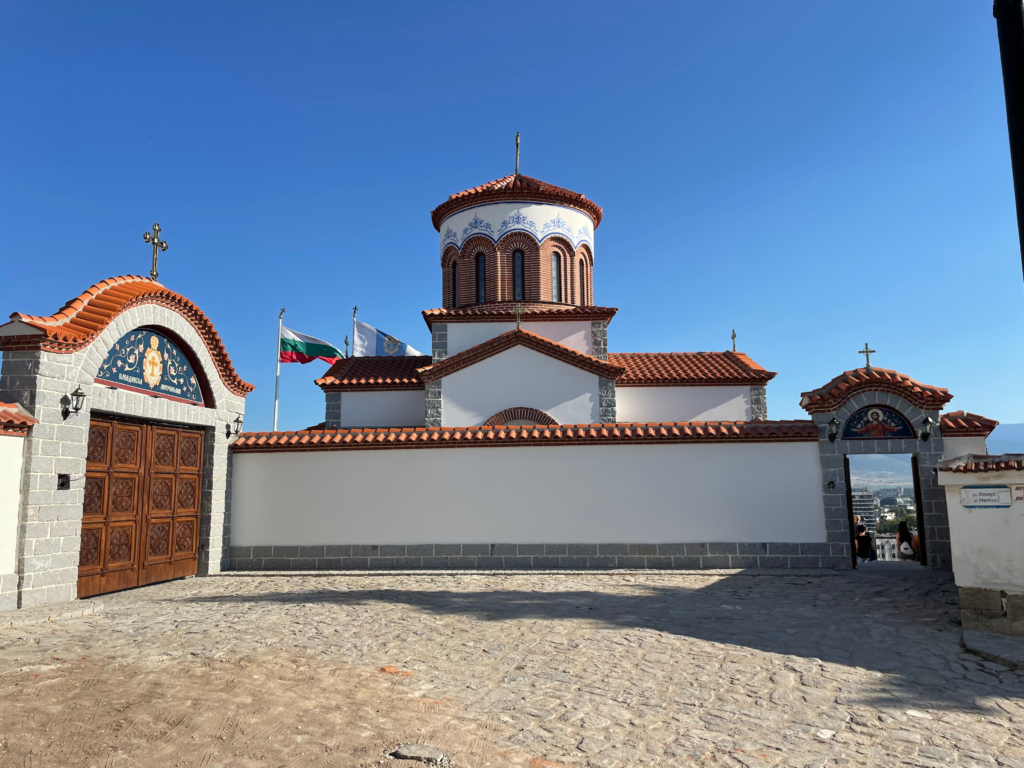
[0,276,251,607]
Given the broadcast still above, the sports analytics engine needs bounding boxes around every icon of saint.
[143,335,164,388]
[854,409,899,438]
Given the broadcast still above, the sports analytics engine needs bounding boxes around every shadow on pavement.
[173,569,1021,712]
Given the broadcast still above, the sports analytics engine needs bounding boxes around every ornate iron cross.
[514,302,524,329]
[859,343,876,369]
[143,223,169,280]
[515,132,520,175]
[731,329,736,352]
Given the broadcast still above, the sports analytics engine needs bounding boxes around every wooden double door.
[79,416,204,598]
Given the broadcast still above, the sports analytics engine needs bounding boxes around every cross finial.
[859,342,876,369]
[515,132,520,175]
[731,329,737,352]
[142,223,169,280]
[344,335,349,358]
[514,302,524,329]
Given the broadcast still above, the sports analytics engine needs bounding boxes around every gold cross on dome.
[859,343,876,369]
[513,302,524,329]
[143,223,169,280]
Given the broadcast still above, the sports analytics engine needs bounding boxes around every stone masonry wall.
[0,302,247,608]
[811,390,948,571]
[424,381,442,427]
[598,378,616,423]
[229,542,847,571]
[751,386,767,421]
[325,392,342,429]
[591,320,608,361]
[431,323,447,363]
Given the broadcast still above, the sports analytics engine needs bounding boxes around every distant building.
[852,491,880,533]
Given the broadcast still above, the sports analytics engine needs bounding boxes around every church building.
[315,173,774,431]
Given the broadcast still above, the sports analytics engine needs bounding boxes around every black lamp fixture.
[827,416,840,443]
[233,414,244,435]
[919,415,936,442]
[63,387,86,419]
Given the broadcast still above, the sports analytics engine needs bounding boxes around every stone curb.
[1,600,102,629]
[215,569,849,578]
[963,629,1024,669]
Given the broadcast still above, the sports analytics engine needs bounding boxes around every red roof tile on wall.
[422,304,618,328]
[430,174,603,231]
[0,275,254,397]
[316,356,430,391]
[0,402,37,435]
[233,420,819,453]
[800,368,952,414]
[416,328,623,383]
[610,352,776,387]
[938,454,1024,473]
[940,411,999,438]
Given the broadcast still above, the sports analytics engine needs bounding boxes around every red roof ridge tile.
[1,275,254,396]
[430,173,603,231]
[609,351,775,386]
[234,419,818,453]
[421,304,618,328]
[800,367,952,414]
[940,410,999,437]
[938,453,1024,473]
[315,355,430,391]
[416,327,624,383]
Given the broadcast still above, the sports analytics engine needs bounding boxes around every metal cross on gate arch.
[143,223,169,280]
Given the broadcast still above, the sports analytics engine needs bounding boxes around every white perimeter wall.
[939,470,1024,591]
[942,436,988,460]
[233,442,826,546]
[0,435,25,573]
[448,321,592,357]
[616,386,752,423]
[442,345,599,426]
[341,390,425,428]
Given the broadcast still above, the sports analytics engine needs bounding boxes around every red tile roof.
[800,368,952,414]
[0,402,37,435]
[430,174,603,231]
[422,303,618,328]
[233,420,819,453]
[938,454,1024,474]
[0,275,254,397]
[316,356,430,391]
[416,328,623,383]
[940,411,999,438]
[610,352,776,387]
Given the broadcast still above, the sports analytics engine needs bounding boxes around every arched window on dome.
[476,253,486,303]
[513,250,524,301]
[578,259,587,305]
[451,262,458,307]
[551,251,562,303]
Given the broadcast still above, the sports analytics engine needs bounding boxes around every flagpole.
[273,308,285,431]
[352,305,358,358]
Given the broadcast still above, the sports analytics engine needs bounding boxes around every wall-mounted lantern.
[233,415,244,435]
[827,416,840,443]
[63,387,86,420]
[919,415,936,442]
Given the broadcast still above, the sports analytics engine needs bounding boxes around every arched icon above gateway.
[95,328,205,406]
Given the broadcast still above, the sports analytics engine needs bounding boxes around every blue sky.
[1,1,1020,431]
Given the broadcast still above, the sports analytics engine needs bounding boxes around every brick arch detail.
[459,236,498,306]
[441,245,460,308]
[496,231,541,302]
[540,235,576,304]
[483,406,559,427]
[575,244,594,305]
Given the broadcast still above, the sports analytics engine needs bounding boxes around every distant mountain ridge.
[985,423,1024,456]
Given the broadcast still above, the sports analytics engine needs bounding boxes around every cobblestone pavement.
[1,570,1022,768]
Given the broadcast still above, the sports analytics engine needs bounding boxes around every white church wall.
[441,345,599,426]
[0,434,25,576]
[616,386,752,423]
[232,441,826,548]
[942,436,988,460]
[447,321,592,357]
[340,390,426,428]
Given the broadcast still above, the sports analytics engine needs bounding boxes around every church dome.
[430,174,603,231]
[432,174,602,310]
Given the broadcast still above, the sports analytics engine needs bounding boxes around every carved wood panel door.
[139,425,203,586]
[79,416,203,598]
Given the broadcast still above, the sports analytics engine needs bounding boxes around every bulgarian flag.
[279,327,344,364]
